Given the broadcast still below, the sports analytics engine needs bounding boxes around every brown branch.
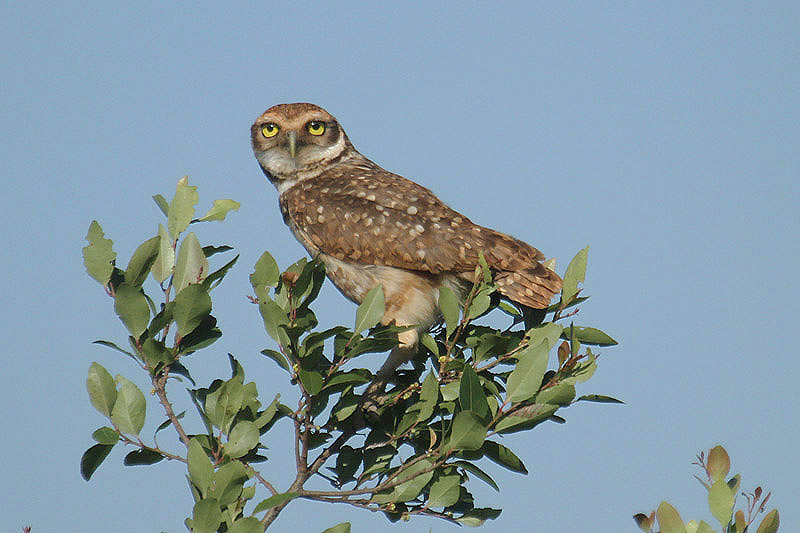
[301,493,460,525]
[151,371,190,447]
[308,430,353,474]
[293,408,303,472]
[262,474,306,528]
[116,432,186,463]
[243,463,279,496]
[302,452,442,498]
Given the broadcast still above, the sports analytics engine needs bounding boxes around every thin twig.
[116,433,186,463]
[299,494,460,524]
[152,371,190,447]
[246,465,279,496]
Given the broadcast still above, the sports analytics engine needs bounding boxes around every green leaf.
[198,198,241,222]
[477,251,492,283]
[110,375,146,436]
[298,369,324,395]
[83,220,116,286]
[332,389,359,422]
[706,445,730,483]
[321,370,372,390]
[151,223,175,283]
[322,523,351,533]
[427,473,462,508]
[173,284,212,337]
[419,332,439,357]
[561,246,588,304]
[409,371,438,422]
[483,441,527,474]
[250,251,280,297]
[80,443,114,481]
[227,517,263,533]
[456,507,502,527]
[656,501,686,533]
[353,285,385,337]
[498,300,521,317]
[140,337,173,369]
[727,473,741,493]
[446,411,486,452]
[202,245,234,257]
[187,438,214,497]
[302,326,349,353]
[536,383,575,406]
[210,460,248,506]
[467,290,492,320]
[438,286,460,338]
[123,448,164,466]
[125,236,160,286]
[154,411,184,443]
[373,459,435,503]
[258,297,290,346]
[441,380,460,402]
[708,480,734,527]
[459,365,489,419]
[92,340,137,360]
[224,421,259,458]
[527,322,564,349]
[152,194,169,216]
[493,403,559,434]
[756,510,780,533]
[202,253,239,291]
[260,349,291,372]
[173,232,209,293]
[693,520,715,533]
[87,362,117,417]
[656,501,687,533]
[91,426,119,445]
[452,460,499,491]
[253,492,300,513]
[334,445,361,483]
[167,176,198,240]
[191,498,222,533]
[205,379,243,433]
[113,282,150,339]
[505,339,550,403]
[560,325,617,346]
[576,394,624,404]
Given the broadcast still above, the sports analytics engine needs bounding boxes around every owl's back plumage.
[279,166,560,309]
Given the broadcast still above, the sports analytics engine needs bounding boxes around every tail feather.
[493,264,562,309]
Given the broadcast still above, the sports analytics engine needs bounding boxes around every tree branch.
[152,370,190,447]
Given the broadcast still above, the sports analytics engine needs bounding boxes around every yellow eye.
[261,123,279,138]
[307,121,325,136]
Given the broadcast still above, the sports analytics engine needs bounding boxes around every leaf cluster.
[81,178,619,531]
[634,445,779,533]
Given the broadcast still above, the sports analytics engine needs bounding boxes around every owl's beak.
[287,131,297,159]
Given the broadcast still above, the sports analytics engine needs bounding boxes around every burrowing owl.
[251,103,561,378]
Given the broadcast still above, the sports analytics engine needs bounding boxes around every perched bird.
[251,103,561,379]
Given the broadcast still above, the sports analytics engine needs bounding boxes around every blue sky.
[2,2,798,531]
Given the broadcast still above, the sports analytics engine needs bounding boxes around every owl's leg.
[362,275,438,403]
[376,328,419,380]
[364,328,419,401]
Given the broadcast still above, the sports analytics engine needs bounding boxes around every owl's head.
[251,103,348,192]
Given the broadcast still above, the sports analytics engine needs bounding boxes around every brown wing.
[280,160,561,308]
